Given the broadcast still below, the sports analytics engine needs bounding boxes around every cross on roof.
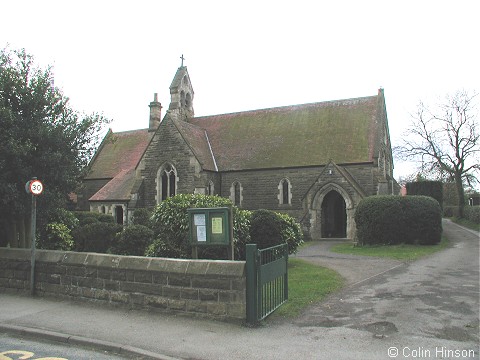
[180,54,185,67]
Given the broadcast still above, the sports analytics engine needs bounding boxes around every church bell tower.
[168,55,194,121]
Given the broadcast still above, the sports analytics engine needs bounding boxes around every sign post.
[25,178,43,296]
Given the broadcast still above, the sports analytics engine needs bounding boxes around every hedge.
[464,206,480,224]
[355,195,442,246]
[73,222,123,253]
[406,181,443,209]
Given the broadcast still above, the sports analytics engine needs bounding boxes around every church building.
[79,64,398,240]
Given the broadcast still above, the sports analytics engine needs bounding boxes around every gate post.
[246,244,258,325]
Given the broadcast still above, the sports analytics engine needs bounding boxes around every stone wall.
[0,248,246,321]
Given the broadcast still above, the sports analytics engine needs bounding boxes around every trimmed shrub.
[443,206,461,218]
[249,209,283,250]
[248,210,304,253]
[464,206,480,224]
[73,222,122,253]
[406,181,443,209]
[355,195,442,246]
[73,211,114,226]
[110,225,154,256]
[131,208,153,227]
[276,212,304,254]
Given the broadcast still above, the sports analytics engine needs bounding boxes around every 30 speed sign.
[26,179,44,196]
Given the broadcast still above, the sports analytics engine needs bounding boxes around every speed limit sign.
[27,179,44,196]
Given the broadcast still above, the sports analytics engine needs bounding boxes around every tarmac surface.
[1,219,478,359]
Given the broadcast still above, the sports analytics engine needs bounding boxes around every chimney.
[149,93,162,132]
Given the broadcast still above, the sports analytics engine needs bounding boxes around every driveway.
[293,219,479,354]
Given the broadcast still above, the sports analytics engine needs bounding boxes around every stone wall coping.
[0,248,245,277]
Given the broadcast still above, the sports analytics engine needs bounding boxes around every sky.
[1,0,479,182]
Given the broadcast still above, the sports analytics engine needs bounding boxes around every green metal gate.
[246,243,288,325]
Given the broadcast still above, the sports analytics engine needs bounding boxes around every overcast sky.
[1,0,478,182]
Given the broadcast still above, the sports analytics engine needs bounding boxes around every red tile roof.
[86,129,153,202]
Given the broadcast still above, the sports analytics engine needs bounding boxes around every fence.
[245,243,288,325]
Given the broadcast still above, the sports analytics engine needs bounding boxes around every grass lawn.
[329,236,450,261]
[270,258,344,319]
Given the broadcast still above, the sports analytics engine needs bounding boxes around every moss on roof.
[190,96,378,171]
[86,129,153,179]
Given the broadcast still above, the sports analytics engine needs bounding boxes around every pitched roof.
[86,129,153,180]
[86,128,153,202]
[89,169,136,201]
[172,119,217,171]
[189,95,380,171]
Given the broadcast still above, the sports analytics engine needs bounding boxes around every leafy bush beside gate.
[249,210,304,254]
[146,194,252,259]
[355,195,442,246]
[145,195,303,260]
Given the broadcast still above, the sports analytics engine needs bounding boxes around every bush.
[42,222,74,251]
[38,209,79,250]
[464,206,480,224]
[73,211,114,226]
[145,195,303,260]
[146,194,250,259]
[249,209,283,250]
[406,181,443,209]
[355,195,442,246]
[248,210,304,254]
[110,225,154,256]
[131,208,153,227]
[73,222,122,253]
[47,208,79,230]
[443,206,461,218]
[277,212,304,254]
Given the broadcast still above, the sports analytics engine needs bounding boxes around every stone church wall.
[140,118,202,208]
[0,248,246,321]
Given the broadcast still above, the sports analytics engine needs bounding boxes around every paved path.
[1,219,478,359]
[294,238,404,286]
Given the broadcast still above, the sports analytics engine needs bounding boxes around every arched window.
[278,178,292,205]
[157,163,177,203]
[185,92,192,108]
[206,181,214,195]
[180,90,186,108]
[230,181,243,206]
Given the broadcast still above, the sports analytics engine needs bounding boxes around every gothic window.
[278,178,292,205]
[180,90,186,108]
[185,92,192,108]
[230,181,242,206]
[157,163,177,203]
[206,181,214,195]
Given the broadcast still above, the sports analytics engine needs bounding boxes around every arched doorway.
[321,190,346,238]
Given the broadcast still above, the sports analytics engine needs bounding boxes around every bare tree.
[395,90,479,218]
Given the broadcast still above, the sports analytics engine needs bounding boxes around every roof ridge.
[193,94,378,120]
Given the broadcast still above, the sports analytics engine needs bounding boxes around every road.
[0,332,130,360]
